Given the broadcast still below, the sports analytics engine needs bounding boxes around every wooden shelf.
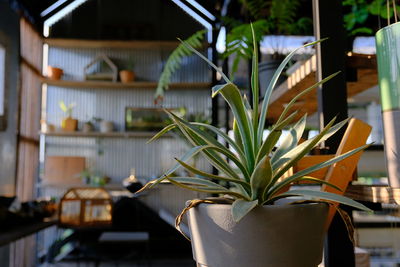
[41,79,211,90]
[44,38,181,49]
[345,184,400,204]
[267,53,378,123]
[38,182,124,190]
[40,131,171,138]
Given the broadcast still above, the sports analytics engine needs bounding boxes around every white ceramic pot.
[100,120,113,133]
[187,202,328,267]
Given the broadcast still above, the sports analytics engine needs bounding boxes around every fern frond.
[155,30,206,101]
[270,0,300,34]
[223,19,269,78]
[238,0,269,20]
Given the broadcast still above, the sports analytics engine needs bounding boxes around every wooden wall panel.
[9,17,43,267]
[16,18,42,202]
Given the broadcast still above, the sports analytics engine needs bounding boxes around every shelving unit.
[40,131,172,138]
[40,37,212,194]
[41,79,211,90]
[44,38,181,49]
[37,181,124,190]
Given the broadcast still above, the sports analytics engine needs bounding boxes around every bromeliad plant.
[140,27,371,222]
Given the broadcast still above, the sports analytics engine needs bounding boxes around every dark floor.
[42,198,196,267]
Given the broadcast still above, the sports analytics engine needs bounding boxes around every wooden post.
[312,0,354,266]
[313,0,348,152]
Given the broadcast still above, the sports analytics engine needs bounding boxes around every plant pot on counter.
[47,66,63,80]
[61,117,78,132]
[119,70,135,83]
[187,202,328,267]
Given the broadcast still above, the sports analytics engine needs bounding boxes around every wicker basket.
[59,187,113,227]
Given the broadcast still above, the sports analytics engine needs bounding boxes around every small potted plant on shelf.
[82,120,94,133]
[79,168,110,186]
[59,100,77,132]
[47,65,63,80]
[119,60,135,83]
[139,28,371,267]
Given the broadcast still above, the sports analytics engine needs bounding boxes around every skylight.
[43,0,89,37]
[170,0,213,42]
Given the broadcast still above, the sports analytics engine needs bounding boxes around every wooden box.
[43,156,85,184]
[59,187,113,227]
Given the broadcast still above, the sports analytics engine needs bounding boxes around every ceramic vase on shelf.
[82,122,94,133]
[119,70,135,83]
[100,120,113,133]
[61,117,78,132]
[47,66,63,80]
[375,21,400,187]
[41,120,55,133]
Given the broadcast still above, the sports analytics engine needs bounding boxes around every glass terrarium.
[59,187,112,227]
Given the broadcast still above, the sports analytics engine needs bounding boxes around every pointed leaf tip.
[232,199,258,222]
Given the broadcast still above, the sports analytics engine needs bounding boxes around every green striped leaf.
[167,111,242,179]
[179,39,231,83]
[147,123,177,144]
[166,110,250,180]
[273,111,299,130]
[272,118,349,170]
[169,177,228,189]
[250,156,272,201]
[255,129,281,164]
[232,199,259,222]
[276,72,340,125]
[267,189,371,212]
[233,118,244,152]
[271,117,338,185]
[296,177,342,192]
[144,145,214,189]
[250,23,260,150]
[267,144,370,198]
[175,158,250,189]
[192,122,246,161]
[257,38,327,145]
[167,177,250,200]
[271,115,307,162]
[254,111,299,164]
[212,83,255,170]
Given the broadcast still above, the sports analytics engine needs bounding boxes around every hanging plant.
[155,30,206,102]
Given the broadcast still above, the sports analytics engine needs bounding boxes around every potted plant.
[47,66,63,80]
[140,29,371,267]
[59,101,77,132]
[119,61,135,83]
[343,0,400,50]
[82,120,94,133]
[375,6,400,187]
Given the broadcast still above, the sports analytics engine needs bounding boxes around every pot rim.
[376,21,400,36]
[187,199,328,208]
